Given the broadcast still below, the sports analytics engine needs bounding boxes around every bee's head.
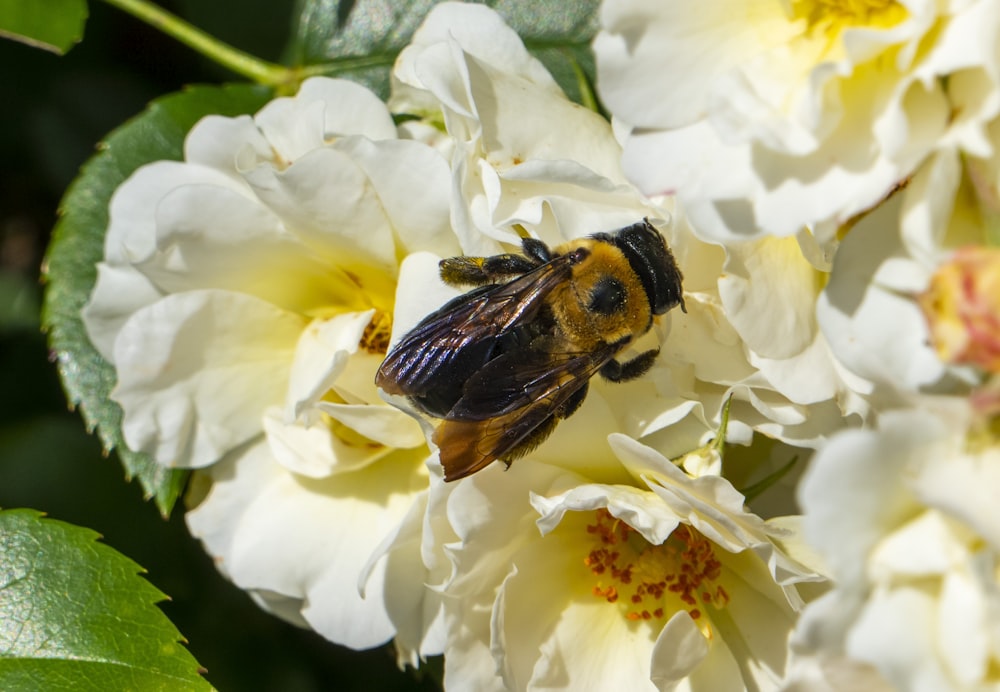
[603,220,685,315]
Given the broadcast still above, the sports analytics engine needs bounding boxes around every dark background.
[0,2,434,689]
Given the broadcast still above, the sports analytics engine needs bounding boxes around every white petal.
[495,533,661,692]
[243,146,398,272]
[595,0,795,129]
[798,410,947,584]
[285,312,372,421]
[262,407,391,477]
[186,439,428,649]
[317,402,426,449]
[718,236,818,359]
[938,566,991,685]
[387,252,459,347]
[816,194,949,398]
[82,263,162,361]
[868,511,969,578]
[333,137,458,257]
[845,587,954,692]
[917,447,1000,552]
[359,490,446,666]
[401,3,560,93]
[750,332,840,406]
[184,113,273,175]
[253,77,396,161]
[649,612,710,690]
[105,161,248,264]
[532,483,681,546]
[112,290,304,467]
[610,435,767,553]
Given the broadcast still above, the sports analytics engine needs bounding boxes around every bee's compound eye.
[588,276,627,315]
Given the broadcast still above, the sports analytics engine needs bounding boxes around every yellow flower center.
[583,509,729,633]
[798,0,906,33]
[360,308,393,354]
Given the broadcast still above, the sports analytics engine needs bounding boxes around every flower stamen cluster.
[583,509,729,632]
[360,309,393,354]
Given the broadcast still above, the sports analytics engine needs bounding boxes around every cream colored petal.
[105,161,248,264]
[184,113,273,175]
[253,77,396,161]
[333,137,458,257]
[82,262,162,361]
[112,290,304,468]
[718,236,819,360]
[284,312,372,421]
[186,439,429,649]
[845,587,953,691]
[316,402,426,449]
[243,146,398,273]
[399,2,560,93]
[262,407,392,478]
[596,0,795,129]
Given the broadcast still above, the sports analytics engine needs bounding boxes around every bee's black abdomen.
[409,338,496,416]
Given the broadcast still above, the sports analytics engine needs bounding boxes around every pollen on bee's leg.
[581,509,730,638]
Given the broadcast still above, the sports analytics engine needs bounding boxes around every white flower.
[664,223,866,448]
[391,1,650,252]
[184,439,430,648]
[817,150,985,405]
[424,434,821,691]
[82,77,459,649]
[791,406,1000,690]
[594,0,1000,242]
[84,77,457,469]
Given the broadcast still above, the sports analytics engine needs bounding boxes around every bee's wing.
[433,345,616,481]
[375,255,575,397]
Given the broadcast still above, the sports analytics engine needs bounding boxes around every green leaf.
[740,455,800,504]
[290,0,600,105]
[0,0,87,55]
[0,508,211,691]
[41,84,272,517]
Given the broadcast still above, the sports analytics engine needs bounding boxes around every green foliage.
[291,0,600,103]
[0,0,88,54]
[41,84,272,516]
[0,509,210,691]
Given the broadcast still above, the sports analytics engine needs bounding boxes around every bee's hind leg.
[600,349,660,383]
[500,382,590,468]
[440,253,540,286]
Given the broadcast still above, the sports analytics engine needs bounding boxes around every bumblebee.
[376,219,686,481]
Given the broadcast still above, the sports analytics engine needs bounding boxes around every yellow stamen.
[797,0,907,34]
[583,509,729,636]
[360,309,393,354]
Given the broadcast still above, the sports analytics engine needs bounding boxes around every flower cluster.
[81,1,1000,690]
[596,0,1000,688]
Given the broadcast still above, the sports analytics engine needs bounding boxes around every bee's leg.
[521,237,554,264]
[501,382,590,467]
[600,349,660,383]
[556,380,589,419]
[440,253,540,286]
[500,415,559,468]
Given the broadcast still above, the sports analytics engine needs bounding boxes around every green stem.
[98,0,295,88]
[712,394,733,453]
[565,49,598,113]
